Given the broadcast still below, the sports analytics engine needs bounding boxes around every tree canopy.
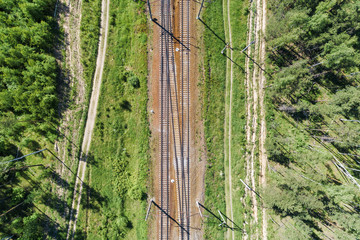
[0,0,58,238]
[266,0,360,238]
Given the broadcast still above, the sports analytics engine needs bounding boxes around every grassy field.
[200,0,227,238]
[223,0,248,237]
[80,0,102,99]
[75,0,150,239]
[200,0,249,238]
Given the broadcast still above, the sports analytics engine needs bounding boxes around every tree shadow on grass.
[197,18,226,45]
[81,181,108,212]
[85,152,98,167]
[120,100,132,112]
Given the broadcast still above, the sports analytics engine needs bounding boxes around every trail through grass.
[201,0,247,238]
[75,0,149,239]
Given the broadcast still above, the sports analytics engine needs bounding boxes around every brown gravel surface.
[147,0,205,238]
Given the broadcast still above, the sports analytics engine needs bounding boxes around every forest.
[0,0,59,238]
[265,0,360,239]
[2,0,360,238]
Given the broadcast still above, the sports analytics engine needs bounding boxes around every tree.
[0,1,59,238]
[266,0,360,238]
[21,213,45,240]
[329,86,360,118]
[272,60,314,102]
[324,43,360,70]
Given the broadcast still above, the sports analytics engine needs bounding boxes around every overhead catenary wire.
[1,149,47,164]
[0,148,83,183]
[146,200,189,234]
[148,0,190,51]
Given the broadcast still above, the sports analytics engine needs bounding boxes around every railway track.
[156,0,191,238]
[179,0,190,238]
[159,0,170,237]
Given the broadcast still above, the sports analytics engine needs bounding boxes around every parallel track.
[159,0,170,237]
[157,0,191,238]
[179,0,190,238]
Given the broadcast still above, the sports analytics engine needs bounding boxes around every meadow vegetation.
[223,0,248,236]
[200,0,227,238]
[80,0,101,98]
[77,0,150,238]
[201,0,248,238]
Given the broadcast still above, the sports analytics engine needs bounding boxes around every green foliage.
[0,0,58,160]
[0,0,58,121]
[128,75,140,88]
[0,0,60,238]
[332,212,360,238]
[272,60,314,102]
[80,0,101,97]
[329,86,360,118]
[21,213,45,240]
[265,0,360,238]
[264,173,325,216]
[201,0,226,238]
[83,1,149,239]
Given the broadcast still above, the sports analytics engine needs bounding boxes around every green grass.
[201,0,249,238]
[76,0,149,239]
[200,0,227,238]
[80,0,102,99]
[223,0,248,238]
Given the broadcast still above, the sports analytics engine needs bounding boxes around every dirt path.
[244,0,258,236]
[223,0,235,238]
[66,0,110,238]
[243,0,267,238]
[259,0,268,239]
[53,0,86,229]
[243,0,254,237]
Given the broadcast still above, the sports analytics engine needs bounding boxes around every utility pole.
[0,149,47,164]
[197,0,205,20]
[346,71,360,77]
[1,236,14,240]
[146,0,190,51]
[218,210,242,231]
[1,148,83,183]
[241,40,255,52]
[196,201,239,230]
[145,199,189,235]
[240,179,262,199]
[339,153,360,158]
[221,43,233,55]
[340,118,360,123]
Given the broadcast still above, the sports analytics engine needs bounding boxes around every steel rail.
[155,0,192,237]
[166,25,184,240]
[168,13,188,240]
[186,0,191,235]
